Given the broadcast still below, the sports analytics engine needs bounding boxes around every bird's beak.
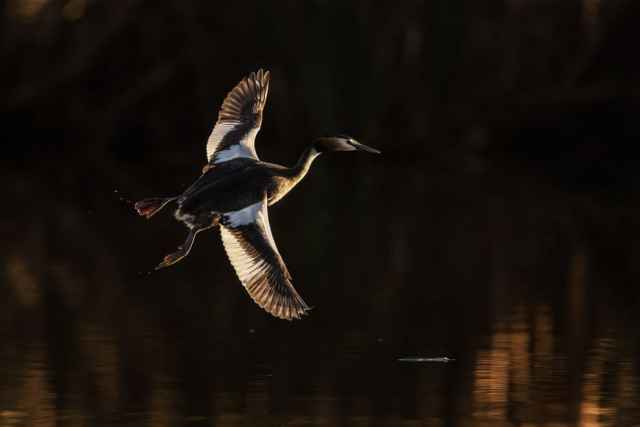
[350,140,381,154]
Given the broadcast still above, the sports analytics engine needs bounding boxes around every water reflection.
[1,164,640,426]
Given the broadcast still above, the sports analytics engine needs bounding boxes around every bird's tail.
[134,197,177,219]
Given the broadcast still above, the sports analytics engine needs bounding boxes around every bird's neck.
[288,146,320,182]
[268,146,321,206]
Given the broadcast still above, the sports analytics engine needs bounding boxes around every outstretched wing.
[205,69,270,164]
[220,196,310,320]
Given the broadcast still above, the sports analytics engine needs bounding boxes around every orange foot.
[155,251,185,270]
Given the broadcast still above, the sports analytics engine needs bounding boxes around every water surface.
[1,164,639,426]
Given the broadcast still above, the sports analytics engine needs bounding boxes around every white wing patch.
[225,201,262,227]
[205,121,260,163]
[212,128,259,163]
[206,121,237,160]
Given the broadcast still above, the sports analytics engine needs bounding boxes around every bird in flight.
[135,69,380,320]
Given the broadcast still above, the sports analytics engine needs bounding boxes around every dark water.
[2,161,640,427]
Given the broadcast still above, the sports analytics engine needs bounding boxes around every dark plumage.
[135,69,380,320]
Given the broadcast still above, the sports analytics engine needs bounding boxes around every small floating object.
[397,356,455,363]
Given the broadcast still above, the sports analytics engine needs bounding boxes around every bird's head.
[313,135,381,154]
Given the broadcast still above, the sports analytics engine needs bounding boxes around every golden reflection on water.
[580,337,615,426]
[469,298,640,427]
[509,306,530,420]
[12,345,54,427]
[80,325,120,415]
[473,323,510,420]
[149,376,175,427]
[616,359,637,425]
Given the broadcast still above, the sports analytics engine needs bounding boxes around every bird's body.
[135,69,379,320]
[177,149,317,219]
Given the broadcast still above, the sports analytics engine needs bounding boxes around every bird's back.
[178,160,279,215]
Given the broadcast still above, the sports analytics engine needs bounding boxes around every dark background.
[2,1,640,426]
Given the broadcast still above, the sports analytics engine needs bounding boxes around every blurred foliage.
[2,0,640,192]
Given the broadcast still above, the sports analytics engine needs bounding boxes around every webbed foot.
[155,249,187,270]
[154,217,219,271]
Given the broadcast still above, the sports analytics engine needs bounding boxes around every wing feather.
[220,197,310,320]
[205,69,270,164]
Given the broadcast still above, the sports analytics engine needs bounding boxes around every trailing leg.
[155,215,219,270]
[155,229,198,270]
[135,197,177,219]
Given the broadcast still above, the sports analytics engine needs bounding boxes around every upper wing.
[220,196,310,320]
[205,69,270,164]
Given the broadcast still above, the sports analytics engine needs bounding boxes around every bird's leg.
[155,215,220,270]
[155,229,197,270]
